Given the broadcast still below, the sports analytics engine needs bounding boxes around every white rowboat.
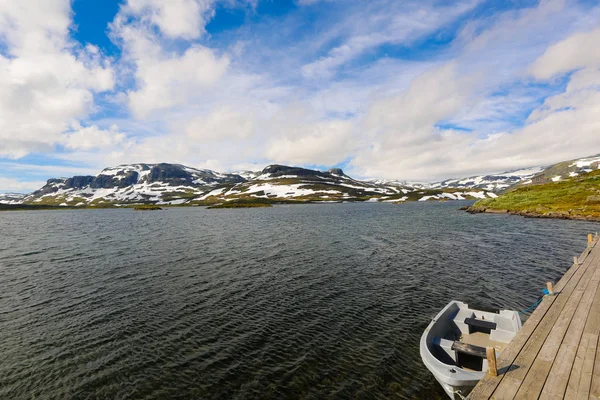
[420,301,522,399]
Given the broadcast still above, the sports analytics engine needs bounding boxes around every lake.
[1,202,598,399]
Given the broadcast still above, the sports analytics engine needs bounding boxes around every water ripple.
[0,203,598,399]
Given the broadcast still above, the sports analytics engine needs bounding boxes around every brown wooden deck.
[469,233,600,400]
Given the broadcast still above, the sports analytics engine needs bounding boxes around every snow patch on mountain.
[0,193,27,204]
[570,155,600,169]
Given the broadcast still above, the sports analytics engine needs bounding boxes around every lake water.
[1,202,598,399]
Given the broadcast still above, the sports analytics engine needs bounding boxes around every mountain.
[467,168,600,221]
[430,166,545,192]
[0,193,27,205]
[20,164,496,207]
[10,153,600,207]
[526,154,600,184]
[424,154,600,192]
[23,163,245,206]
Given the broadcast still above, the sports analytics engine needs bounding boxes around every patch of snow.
[570,155,600,168]
[569,172,579,177]
[464,191,487,199]
[199,187,226,200]
[241,183,339,198]
[441,193,458,200]
[504,166,545,177]
[419,196,437,201]
[551,176,561,182]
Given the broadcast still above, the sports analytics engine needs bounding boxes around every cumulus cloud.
[0,0,114,159]
[266,119,355,166]
[61,124,129,151]
[127,45,229,118]
[347,1,600,180]
[0,177,47,193]
[184,106,256,141]
[125,0,215,39]
[4,0,600,190]
[530,27,600,80]
[112,0,230,118]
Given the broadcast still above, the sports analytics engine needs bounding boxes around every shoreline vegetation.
[0,197,452,212]
[3,170,599,219]
[133,205,163,211]
[465,170,600,222]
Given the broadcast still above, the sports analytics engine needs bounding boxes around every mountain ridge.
[7,164,496,206]
[3,154,600,207]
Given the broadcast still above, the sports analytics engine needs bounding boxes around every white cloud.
[184,106,256,141]
[127,45,229,118]
[301,0,482,79]
[5,0,600,190]
[0,177,46,193]
[112,1,230,118]
[530,27,600,80]
[61,124,129,151]
[347,1,600,181]
[125,0,215,39]
[0,0,114,159]
[265,105,355,165]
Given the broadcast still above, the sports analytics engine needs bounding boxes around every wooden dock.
[469,233,600,399]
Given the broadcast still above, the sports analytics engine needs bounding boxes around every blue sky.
[0,0,600,192]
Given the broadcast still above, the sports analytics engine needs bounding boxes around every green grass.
[470,170,600,219]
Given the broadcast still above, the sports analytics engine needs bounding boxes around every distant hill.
[526,154,600,185]
[5,164,496,207]
[0,193,26,205]
[2,153,599,208]
[467,169,600,221]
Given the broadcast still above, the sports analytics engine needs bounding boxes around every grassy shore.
[133,205,163,211]
[467,170,600,221]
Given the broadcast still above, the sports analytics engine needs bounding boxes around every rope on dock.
[518,288,551,315]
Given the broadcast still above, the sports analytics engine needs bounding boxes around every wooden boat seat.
[451,341,487,358]
[464,317,497,330]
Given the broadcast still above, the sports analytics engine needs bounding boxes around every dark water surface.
[1,202,599,399]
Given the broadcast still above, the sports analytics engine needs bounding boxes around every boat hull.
[420,301,521,399]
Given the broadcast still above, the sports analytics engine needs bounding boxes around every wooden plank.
[465,317,497,331]
[452,341,487,358]
[487,347,498,377]
[493,248,600,399]
[512,247,600,400]
[563,277,600,399]
[540,256,600,399]
[487,244,600,399]
[468,244,595,399]
[591,339,600,400]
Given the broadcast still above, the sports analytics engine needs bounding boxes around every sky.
[1,0,600,192]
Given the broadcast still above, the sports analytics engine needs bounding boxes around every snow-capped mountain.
[24,163,245,206]
[429,166,545,192]
[0,193,27,205]
[10,153,600,207]
[528,154,600,183]
[20,164,496,206]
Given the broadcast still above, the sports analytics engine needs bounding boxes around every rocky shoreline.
[463,205,600,222]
